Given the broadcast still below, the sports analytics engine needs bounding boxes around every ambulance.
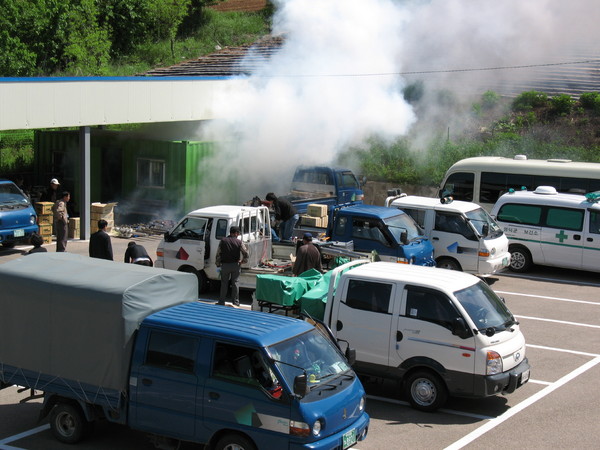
[491,186,600,273]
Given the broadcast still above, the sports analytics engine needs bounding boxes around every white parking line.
[516,314,600,329]
[444,355,600,450]
[496,290,600,306]
[498,273,600,288]
[0,424,49,450]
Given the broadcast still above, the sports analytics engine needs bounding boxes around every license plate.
[502,257,509,266]
[14,229,24,238]
[520,369,530,385]
[342,428,357,449]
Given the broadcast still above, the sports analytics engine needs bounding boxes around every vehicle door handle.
[587,237,593,242]
[396,331,403,342]
[142,378,153,386]
[432,237,439,241]
[209,391,220,400]
[573,234,581,241]
[336,320,343,331]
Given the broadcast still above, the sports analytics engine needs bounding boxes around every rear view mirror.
[400,230,408,245]
[481,224,489,237]
[345,347,356,366]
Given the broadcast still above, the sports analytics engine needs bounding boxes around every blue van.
[0,179,38,248]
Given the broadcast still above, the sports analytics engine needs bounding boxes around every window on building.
[137,158,165,188]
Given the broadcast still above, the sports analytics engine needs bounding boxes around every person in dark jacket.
[215,225,249,306]
[124,241,153,266]
[40,178,60,203]
[265,192,298,241]
[89,219,113,260]
[292,232,323,276]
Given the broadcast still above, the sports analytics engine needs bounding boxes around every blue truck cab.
[131,303,369,449]
[285,166,364,215]
[0,253,368,450]
[0,179,38,247]
[329,204,435,266]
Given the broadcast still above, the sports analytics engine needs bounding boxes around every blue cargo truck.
[0,253,368,449]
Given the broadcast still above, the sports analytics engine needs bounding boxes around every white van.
[323,260,530,411]
[491,186,600,273]
[385,194,510,275]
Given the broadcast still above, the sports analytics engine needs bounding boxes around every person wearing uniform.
[216,225,249,306]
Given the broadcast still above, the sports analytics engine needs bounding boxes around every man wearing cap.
[215,225,249,306]
[292,232,323,276]
[41,178,60,203]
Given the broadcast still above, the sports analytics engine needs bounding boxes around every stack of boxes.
[301,204,329,228]
[34,202,54,244]
[68,217,80,239]
[91,202,117,234]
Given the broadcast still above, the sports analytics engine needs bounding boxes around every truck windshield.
[465,207,503,239]
[0,183,30,207]
[385,213,422,243]
[169,216,208,240]
[454,281,516,333]
[268,329,352,389]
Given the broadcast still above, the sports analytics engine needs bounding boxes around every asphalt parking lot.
[1,237,599,449]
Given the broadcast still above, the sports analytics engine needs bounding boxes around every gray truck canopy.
[0,253,198,392]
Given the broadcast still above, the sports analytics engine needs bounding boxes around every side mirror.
[451,317,471,339]
[481,223,489,237]
[345,347,356,366]
[400,230,408,245]
[293,374,309,397]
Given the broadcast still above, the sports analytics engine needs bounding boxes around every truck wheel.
[509,245,532,273]
[49,403,91,444]
[436,257,461,271]
[1,242,15,248]
[197,270,210,294]
[405,370,448,412]
[214,434,257,450]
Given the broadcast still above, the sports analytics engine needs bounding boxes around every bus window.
[441,172,474,202]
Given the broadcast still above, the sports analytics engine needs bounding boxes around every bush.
[579,92,600,114]
[550,94,575,116]
[481,90,500,110]
[512,91,548,111]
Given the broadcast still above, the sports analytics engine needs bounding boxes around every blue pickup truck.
[0,253,369,450]
[284,166,364,215]
[0,179,38,248]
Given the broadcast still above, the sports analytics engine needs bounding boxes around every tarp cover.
[255,269,322,306]
[0,253,197,392]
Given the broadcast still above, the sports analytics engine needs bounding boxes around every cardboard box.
[69,217,80,230]
[35,202,54,215]
[91,202,117,214]
[42,235,53,245]
[301,215,322,227]
[37,214,53,225]
[90,219,114,230]
[68,228,79,239]
[307,204,328,217]
[91,211,114,222]
[38,224,52,236]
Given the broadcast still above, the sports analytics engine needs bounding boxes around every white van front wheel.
[436,257,461,271]
[405,370,448,412]
[509,245,533,273]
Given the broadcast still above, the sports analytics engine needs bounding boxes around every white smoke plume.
[194,0,600,206]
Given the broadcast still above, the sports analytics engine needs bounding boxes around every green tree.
[146,0,192,57]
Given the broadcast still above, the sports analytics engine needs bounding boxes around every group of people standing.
[27,178,153,267]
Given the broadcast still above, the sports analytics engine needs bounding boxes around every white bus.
[439,155,600,211]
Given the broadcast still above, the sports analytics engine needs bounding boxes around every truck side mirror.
[293,374,309,397]
[451,318,471,339]
[400,230,408,245]
[345,347,356,366]
[481,224,489,237]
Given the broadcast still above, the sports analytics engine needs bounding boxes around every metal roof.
[145,301,312,347]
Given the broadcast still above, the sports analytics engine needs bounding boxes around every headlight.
[486,350,503,375]
[30,215,36,225]
[312,419,322,436]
